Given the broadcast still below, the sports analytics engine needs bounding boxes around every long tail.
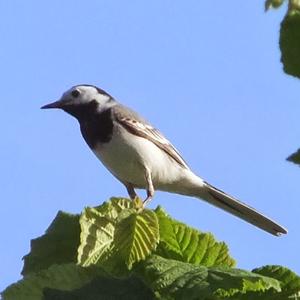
[201,181,287,236]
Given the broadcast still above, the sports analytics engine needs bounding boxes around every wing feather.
[113,105,189,169]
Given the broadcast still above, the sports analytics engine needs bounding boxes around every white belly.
[92,124,188,190]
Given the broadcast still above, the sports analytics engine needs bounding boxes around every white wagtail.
[41,84,287,236]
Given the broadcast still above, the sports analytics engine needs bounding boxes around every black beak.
[41,100,63,109]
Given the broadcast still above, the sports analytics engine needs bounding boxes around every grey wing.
[112,104,189,169]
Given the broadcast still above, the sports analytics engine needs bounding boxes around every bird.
[41,84,287,236]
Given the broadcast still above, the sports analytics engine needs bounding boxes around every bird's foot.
[143,188,154,207]
[143,196,152,208]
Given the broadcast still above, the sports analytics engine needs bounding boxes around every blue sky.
[1,0,299,291]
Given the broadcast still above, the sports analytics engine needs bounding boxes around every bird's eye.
[71,90,80,98]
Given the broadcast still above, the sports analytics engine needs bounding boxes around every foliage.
[266,0,300,80]
[287,148,300,165]
[2,197,300,299]
[22,211,80,276]
[280,7,300,79]
[155,206,235,268]
[265,0,300,163]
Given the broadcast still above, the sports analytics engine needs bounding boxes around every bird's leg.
[125,182,143,211]
[125,183,137,200]
[143,167,154,207]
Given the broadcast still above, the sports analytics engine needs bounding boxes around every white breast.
[92,123,188,190]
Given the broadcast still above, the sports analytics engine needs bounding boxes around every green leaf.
[155,206,235,268]
[77,206,115,267]
[280,10,300,78]
[96,197,134,218]
[22,211,80,276]
[290,0,300,12]
[114,209,159,269]
[78,198,159,273]
[287,149,300,165]
[252,265,300,299]
[135,255,281,300]
[211,267,280,299]
[265,0,285,11]
[77,197,132,267]
[43,276,155,300]
[2,263,104,300]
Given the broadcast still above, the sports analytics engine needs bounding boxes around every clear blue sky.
[1,0,299,291]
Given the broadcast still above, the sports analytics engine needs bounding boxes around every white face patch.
[60,85,113,108]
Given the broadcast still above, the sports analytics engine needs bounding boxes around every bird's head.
[41,84,115,119]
